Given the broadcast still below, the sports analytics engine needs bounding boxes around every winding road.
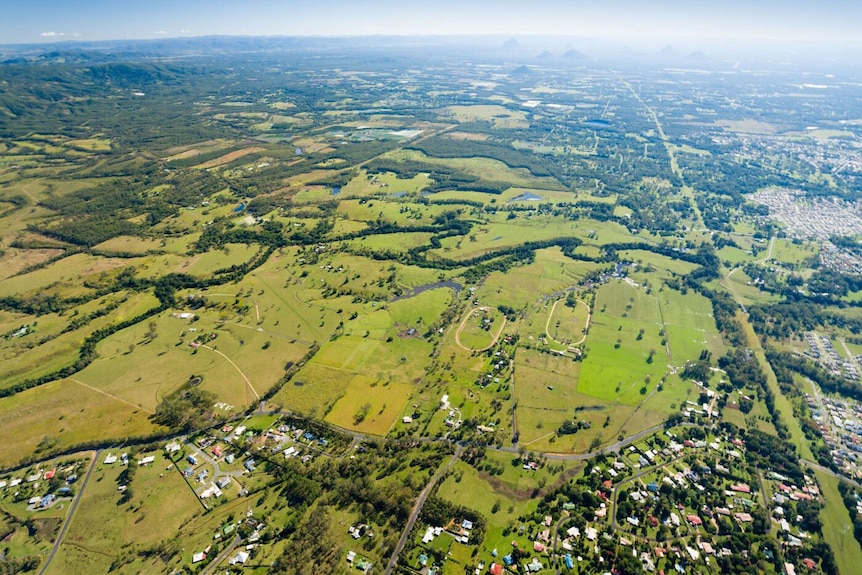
[455,307,507,353]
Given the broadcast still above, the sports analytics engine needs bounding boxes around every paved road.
[200,534,241,575]
[38,450,100,575]
[383,444,463,575]
[803,458,862,490]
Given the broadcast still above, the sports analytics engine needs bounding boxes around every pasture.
[0,379,157,467]
[324,375,412,435]
[48,452,202,575]
[577,281,667,404]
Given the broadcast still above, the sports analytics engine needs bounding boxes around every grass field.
[768,239,819,265]
[813,469,862,575]
[578,281,667,403]
[48,452,203,575]
[457,308,502,350]
[324,375,412,435]
[0,379,158,467]
[547,298,590,346]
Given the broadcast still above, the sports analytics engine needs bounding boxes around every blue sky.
[2,0,860,46]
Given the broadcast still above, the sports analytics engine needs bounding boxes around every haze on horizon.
[3,0,861,52]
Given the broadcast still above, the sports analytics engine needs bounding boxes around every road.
[201,344,260,402]
[455,307,507,353]
[200,534,241,575]
[383,444,463,575]
[37,450,100,575]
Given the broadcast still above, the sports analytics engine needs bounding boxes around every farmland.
[0,34,860,575]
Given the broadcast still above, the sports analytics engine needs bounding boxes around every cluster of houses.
[804,332,859,382]
[1,463,80,511]
[803,383,862,480]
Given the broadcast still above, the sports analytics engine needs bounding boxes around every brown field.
[161,139,226,157]
[194,147,266,169]
[0,247,65,279]
[445,131,490,141]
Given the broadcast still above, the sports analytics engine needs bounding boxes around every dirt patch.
[195,147,265,169]
[445,131,490,141]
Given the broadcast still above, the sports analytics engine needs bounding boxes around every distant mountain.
[502,38,520,49]
[687,51,708,60]
[562,48,586,59]
[659,45,677,57]
[537,50,555,59]
[510,65,533,76]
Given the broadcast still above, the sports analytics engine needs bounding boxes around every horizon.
[3,0,861,53]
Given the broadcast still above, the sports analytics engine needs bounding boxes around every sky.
[2,0,860,48]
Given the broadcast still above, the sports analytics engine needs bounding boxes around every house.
[230,551,250,565]
[785,563,797,575]
[186,454,198,465]
[192,552,206,563]
[40,494,56,508]
[526,558,543,573]
[104,454,118,465]
[200,483,222,498]
[730,483,751,494]
[212,446,223,457]
[734,512,753,523]
[489,563,503,575]
[138,456,155,466]
[43,468,56,480]
[165,442,181,454]
[533,541,546,553]
[216,477,231,489]
[687,515,703,526]
[564,554,574,569]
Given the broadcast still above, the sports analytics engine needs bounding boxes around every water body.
[391,280,462,302]
[331,187,341,196]
[509,192,543,202]
[389,191,407,198]
[233,203,246,212]
[583,118,611,128]
[295,147,304,155]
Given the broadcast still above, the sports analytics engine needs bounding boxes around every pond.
[391,280,463,302]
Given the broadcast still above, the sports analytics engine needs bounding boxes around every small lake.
[331,187,341,196]
[390,191,407,198]
[391,280,463,302]
[509,192,543,202]
[233,203,246,212]
[583,118,611,128]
